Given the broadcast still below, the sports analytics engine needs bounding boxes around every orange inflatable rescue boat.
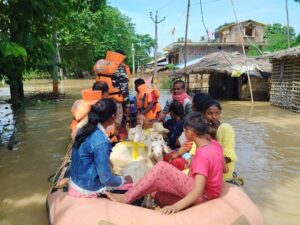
[46,166,263,225]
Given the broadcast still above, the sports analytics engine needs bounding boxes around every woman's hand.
[160,205,178,215]
[124,176,133,184]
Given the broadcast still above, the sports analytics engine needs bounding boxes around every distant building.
[165,20,266,65]
[170,51,272,100]
[216,20,265,44]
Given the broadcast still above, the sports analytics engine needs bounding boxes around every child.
[156,80,192,122]
[163,101,184,150]
[163,101,186,170]
[105,112,224,215]
[69,99,132,198]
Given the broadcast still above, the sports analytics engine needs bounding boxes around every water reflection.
[0,102,17,150]
[0,80,299,225]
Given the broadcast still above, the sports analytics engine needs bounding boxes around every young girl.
[105,112,224,215]
[69,98,132,198]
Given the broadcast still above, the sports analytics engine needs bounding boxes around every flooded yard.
[0,79,299,225]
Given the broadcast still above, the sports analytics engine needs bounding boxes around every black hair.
[92,81,109,93]
[115,49,125,55]
[192,93,212,112]
[202,99,222,114]
[73,98,117,149]
[206,121,220,139]
[173,80,185,89]
[183,112,207,136]
[169,101,184,119]
[134,78,145,87]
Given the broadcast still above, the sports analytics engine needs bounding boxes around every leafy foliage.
[248,23,300,56]
[0,0,153,103]
[263,23,296,52]
[215,22,235,31]
[58,6,154,76]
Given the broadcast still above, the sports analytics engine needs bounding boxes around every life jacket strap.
[97,74,111,78]
[109,91,122,95]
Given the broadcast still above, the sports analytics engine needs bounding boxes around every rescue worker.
[70,81,118,145]
[134,78,161,121]
[93,50,130,130]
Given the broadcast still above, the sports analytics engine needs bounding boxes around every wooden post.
[184,0,191,92]
[52,32,59,93]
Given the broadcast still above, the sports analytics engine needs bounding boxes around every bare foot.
[104,191,126,203]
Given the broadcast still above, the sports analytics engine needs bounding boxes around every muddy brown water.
[0,79,299,225]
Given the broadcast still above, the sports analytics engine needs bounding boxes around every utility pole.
[286,0,290,48]
[150,11,165,84]
[184,0,191,91]
[131,43,136,77]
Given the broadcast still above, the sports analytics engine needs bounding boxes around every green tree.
[58,6,153,76]
[263,23,296,52]
[0,0,106,104]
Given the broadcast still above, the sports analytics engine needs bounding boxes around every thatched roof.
[170,51,272,79]
[256,46,300,60]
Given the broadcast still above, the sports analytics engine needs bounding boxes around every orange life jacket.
[93,51,130,103]
[136,84,161,120]
[70,89,118,143]
[71,89,102,125]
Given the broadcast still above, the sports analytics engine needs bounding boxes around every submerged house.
[260,47,300,112]
[171,51,271,100]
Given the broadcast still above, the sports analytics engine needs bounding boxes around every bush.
[23,70,52,80]
[160,76,172,89]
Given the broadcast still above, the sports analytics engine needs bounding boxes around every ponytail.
[73,98,117,148]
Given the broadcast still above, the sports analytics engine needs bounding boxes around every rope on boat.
[48,142,73,187]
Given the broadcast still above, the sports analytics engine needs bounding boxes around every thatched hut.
[171,51,271,100]
[259,47,300,112]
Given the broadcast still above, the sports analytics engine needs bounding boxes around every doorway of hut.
[208,73,238,99]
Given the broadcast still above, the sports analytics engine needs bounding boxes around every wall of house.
[177,45,245,64]
[270,57,300,112]
[206,73,269,100]
[238,75,270,100]
[218,23,264,43]
[208,73,238,99]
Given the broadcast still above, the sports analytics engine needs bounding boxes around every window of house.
[244,25,254,37]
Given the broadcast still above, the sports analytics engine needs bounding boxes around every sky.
[109,0,300,52]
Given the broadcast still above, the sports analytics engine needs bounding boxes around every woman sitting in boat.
[169,94,238,184]
[69,98,132,198]
[201,99,237,184]
[105,112,225,215]
[155,80,192,122]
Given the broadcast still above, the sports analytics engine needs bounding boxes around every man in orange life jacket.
[70,81,118,145]
[94,50,130,130]
[134,78,161,121]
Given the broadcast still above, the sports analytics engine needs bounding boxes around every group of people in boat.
[67,49,240,215]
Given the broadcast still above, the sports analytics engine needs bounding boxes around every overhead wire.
[199,0,233,66]
[156,6,187,51]
[230,0,254,104]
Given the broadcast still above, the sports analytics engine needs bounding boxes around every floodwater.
[0,79,299,225]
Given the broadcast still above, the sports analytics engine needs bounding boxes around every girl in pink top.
[105,112,224,215]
